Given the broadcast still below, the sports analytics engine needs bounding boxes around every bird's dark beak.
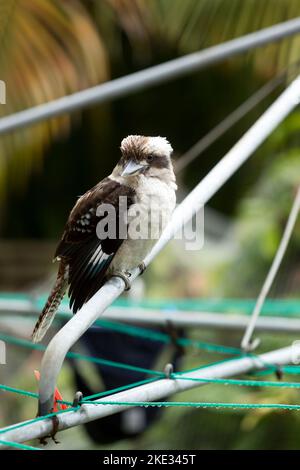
[121,160,145,176]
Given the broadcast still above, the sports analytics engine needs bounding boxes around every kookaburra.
[32,135,177,342]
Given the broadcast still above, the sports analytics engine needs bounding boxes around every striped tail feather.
[31,262,68,343]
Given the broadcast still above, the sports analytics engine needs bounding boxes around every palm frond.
[0,0,108,199]
[105,0,300,76]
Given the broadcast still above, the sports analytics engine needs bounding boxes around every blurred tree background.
[1,0,300,450]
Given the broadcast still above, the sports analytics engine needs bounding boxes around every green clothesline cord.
[2,331,300,399]
[0,439,42,450]
[70,374,300,404]
[25,311,241,356]
[79,400,300,411]
[2,365,300,438]
[48,317,292,372]
[3,369,300,413]
[2,386,300,440]
[2,313,300,440]
[0,378,160,406]
[0,332,282,391]
[0,407,79,436]
[0,321,243,360]
[83,377,159,401]
[0,383,72,406]
[0,384,39,399]
[64,316,243,356]
[0,327,267,371]
[0,333,166,378]
[169,374,300,388]
[254,365,300,376]
[1,398,300,445]
[2,297,296,356]
[112,298,300,317]
[3,293,300,317]
[78,370,300,399]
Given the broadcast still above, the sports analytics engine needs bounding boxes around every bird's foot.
[138,261,147,275]
[111,271,131,291]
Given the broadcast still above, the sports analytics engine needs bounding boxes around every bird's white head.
[115,135,175,186]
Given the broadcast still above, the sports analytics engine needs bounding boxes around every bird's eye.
[147,154,154,163]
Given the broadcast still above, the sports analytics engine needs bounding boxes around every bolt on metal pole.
[37,74,300,417]
[0,18,300,134]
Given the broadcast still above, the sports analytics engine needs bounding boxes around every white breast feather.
[109,176,176,272]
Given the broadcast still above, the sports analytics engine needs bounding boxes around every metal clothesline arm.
[103,308,300,333]
[0,18,300,135]
[3,304,300,333]
[0,343,299,447]
[37,74,300,417]
[241,186,300,351]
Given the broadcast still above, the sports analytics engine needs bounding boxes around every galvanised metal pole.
[241,186,300,351]
[144,75,300,263]
[0,18,300,134]
[3,303,300,333]
[94,309,300,333]
[36,75,300,417]
[0,343,299,447]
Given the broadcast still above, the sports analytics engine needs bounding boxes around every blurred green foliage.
[2,0,300,236]
[215,114,300,298]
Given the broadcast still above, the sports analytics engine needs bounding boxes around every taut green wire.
[2,368,300,438]
[80,400,300,411]
[2,309,300,439]
[68,350,165,377]
[170,373,300,388]
[45,313,242,356]
[0,407,78,436]
[0,379,161,406]
[3,331,300,402]
[4,293,300,316]
[3,371,300,411]
[0,384,39,399]
[1,398,300,440]
[80,318,242,356]
[0,383,73,406]
[1,308,244,357]
[0,439,42,450]
[0,333,165,378]
[82,377,160,401]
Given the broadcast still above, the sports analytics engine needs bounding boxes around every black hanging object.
[72,322,184,444]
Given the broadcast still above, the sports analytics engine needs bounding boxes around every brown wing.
[56,177,135,313]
